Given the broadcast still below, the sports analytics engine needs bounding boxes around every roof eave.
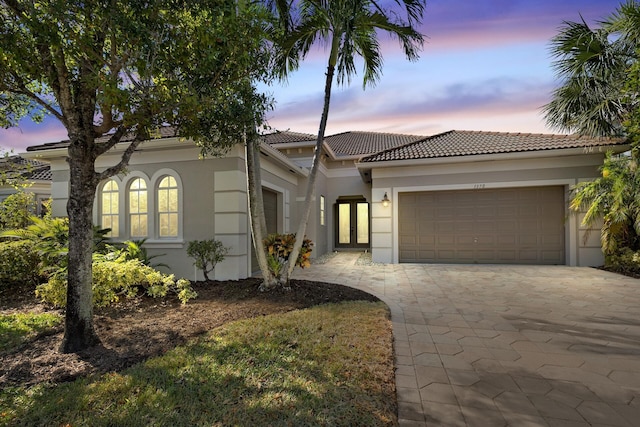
[356,144,631,169]
[270,141,316,149]
[260,142,309,177]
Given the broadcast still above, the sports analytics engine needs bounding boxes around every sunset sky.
[0,0,623,153]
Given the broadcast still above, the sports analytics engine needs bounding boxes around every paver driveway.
[293,252,640,426]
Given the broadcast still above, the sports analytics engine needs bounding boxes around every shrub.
[263,234,313,279]
[606,248,640,276]
[36,259,196,308]
[187,239,229,280]
[0,216,69,277]
[0,240,41,287]
[0,191,36,230]
[105,238,168,269]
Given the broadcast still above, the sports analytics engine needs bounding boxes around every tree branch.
[4,75,64,122]
[96,134,144,181]
[94,125,128,157]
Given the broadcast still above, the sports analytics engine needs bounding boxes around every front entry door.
[335,199,370,249]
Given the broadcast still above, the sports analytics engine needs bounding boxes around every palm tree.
[570,152,640,255]
[547,1,640,260]
[259,0,425,289]
[543,0,640,138]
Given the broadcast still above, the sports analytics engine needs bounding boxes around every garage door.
[398,187,565,264]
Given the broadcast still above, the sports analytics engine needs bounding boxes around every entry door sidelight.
[335,199,369,249]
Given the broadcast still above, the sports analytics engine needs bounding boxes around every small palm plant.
[104,238,169,269]
[570,152,640,257]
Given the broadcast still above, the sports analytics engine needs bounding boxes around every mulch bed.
[0,279,379,388]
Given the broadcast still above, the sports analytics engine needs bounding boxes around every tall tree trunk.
[60,142,101,353]
[245,134,281,289]
[282,37,339,283]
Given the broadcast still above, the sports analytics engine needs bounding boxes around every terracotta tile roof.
[360,130,628,163]
[0,155,51,181]
[323,131,424,157]
[27,126,179,152]
[27,166,52,181]
[262,131,316,145]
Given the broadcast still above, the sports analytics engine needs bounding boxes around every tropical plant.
[37,258,196,308]
[247,0,426,290]
[570,152,640,256]
[186,239,229,281]
[546,2,640,267]
[0,240,41,287]
[0,191,36,230]
[607,247,640,275]
[1,216,70,277]
[105,238,169,269]
[543,0,640,138]
[263,233,313,284]
[0,0,273,352]
[0,216,111,277]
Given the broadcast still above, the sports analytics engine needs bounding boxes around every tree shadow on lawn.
[0,278,380,388]
[6,302,396,427]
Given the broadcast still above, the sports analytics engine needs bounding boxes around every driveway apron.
[293,252,640,426]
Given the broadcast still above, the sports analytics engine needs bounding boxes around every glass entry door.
[335,199,369,249]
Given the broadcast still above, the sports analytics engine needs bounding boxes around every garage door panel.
[436,222,456,233]
[476,250,497,260]
[498,235,517,245]
[437,207,455,218]
[457,235,475,245]
[419,235,435,245]
[475,236,496,246]
[498,206,518,217]
[497,251,517,261]
[542,235,563,246]
[476,206,497,217]
[542,250,563,261]
[454,221,474,232]
[437,235,455,245]
[476,221,496,233]
[399,187,565,265]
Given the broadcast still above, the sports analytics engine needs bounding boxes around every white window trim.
[95,169,183,244]
[96,176,124,238]
[126,172,151,239]
[151,168,184,241]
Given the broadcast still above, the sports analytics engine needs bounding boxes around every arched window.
[101,180,119,237]
[157,175,179,237]
[129,178,148,237]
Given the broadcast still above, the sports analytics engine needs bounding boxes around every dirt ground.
[0,278,379,388]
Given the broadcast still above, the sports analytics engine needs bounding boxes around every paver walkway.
[292,252,640,426]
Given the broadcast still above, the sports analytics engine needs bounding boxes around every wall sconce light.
[382,192,390,207]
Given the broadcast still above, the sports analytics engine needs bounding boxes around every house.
[24,128,628,280]
[0,155,52,216]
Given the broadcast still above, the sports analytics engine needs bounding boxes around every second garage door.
[398,187,565,264]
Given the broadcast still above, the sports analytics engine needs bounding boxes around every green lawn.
[0,312,62,353]
[1,301,395,426]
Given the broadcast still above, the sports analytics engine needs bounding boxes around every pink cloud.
[0,122,68,153]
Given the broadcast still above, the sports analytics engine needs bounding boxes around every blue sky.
[0,0,623,153]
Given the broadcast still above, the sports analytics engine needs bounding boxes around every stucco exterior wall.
[38,141,303,281]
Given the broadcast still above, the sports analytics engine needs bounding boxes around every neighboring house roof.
[0,155,51,181]
[359,130,628,163]
[323,131,424,158]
